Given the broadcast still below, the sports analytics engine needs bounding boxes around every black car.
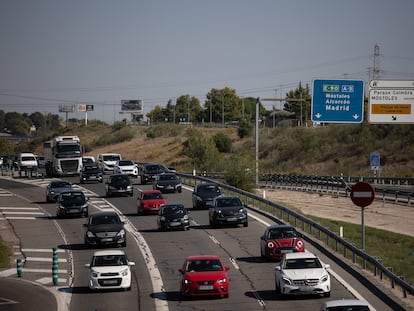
[105,174,133,197]
[138,163,166,185]
[153,173,182,193]
[157,204,190,231]
[209,195,248,227]
[80,164,103,183]
[56,189,88,218]
[46,179,73,202]
[83,211,127,247]
[192,182,221,209]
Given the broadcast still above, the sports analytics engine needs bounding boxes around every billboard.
[78,104,94,112]
[121,100,143,113]
[59,104,75,113]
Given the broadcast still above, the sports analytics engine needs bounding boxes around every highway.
[0,174,406,311]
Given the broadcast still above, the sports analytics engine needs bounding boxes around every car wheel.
[223,294,229,298]
[106,191,111,197]
[324,291,331,297]
[121,241,126,247]
[243,221,248,227]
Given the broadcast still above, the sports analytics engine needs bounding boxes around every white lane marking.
[2,211,43,215]
[0,207,39,210]
[5,217,36,220]
[229,257,239,270]
[15,268,68,273]
[37,277,67,285]
[209,235,220,245]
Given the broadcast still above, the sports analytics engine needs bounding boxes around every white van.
[17,153,38,171]
[97,153,122,173]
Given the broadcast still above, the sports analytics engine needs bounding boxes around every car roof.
[185,255,221,261]
[266,224,296,230]
[322,299,369,307]
[89,211,119,218]
[283,252,318,260]
[93,249,126,257]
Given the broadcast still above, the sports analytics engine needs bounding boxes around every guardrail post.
[388,267,394,288]
[52,247,58,286]
[16,258,23,277]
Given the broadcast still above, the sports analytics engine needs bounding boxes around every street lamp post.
[221,93,225,127]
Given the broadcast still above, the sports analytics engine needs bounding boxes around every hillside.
[33,122,414,178]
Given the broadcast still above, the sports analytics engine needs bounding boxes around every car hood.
[185,271,227,280]
[283,268,326,279]
[60,200,87,207]
[50,187,71,193]
[118,165,135,170]
[87,223,124,233]
[90,265,129,273]
[162,213,187,221]
[269,238,297,247]
[215,206,243,214]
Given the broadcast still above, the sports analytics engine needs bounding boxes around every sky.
[1,0,414,124]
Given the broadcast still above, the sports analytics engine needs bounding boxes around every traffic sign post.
[312,79,364,123]
[350,182,375,252]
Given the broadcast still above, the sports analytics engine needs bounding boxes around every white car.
[114,160,138,178]
[275,252,331,297]
[320,299,371,310]
[85,249,135,291]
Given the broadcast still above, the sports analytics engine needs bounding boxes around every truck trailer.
[44,136,83,177]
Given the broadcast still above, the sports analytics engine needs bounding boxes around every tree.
[175,95,202,123]
[205,87,243,124]
[284,82,311,126]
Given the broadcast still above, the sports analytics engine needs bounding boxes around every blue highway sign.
[312,79,364,123]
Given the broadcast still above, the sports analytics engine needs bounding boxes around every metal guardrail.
[178,172,414,300]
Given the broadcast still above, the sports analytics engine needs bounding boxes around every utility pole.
[373,44,381,80]
[221,93,225,127]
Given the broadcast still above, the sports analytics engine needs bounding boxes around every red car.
[179,255,230,299]
[260,225,305,260]
[137,189,166,215]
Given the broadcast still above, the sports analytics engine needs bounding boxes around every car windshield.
[111,175,129,184]
[186,259,223,272]
[118,160,134,166]
[84,165,99,172]
[283,258,322,269]
[91,254,127,267]
[103,155,120,161]
[216,198,242,207]
[162,205,185,215]
[145,165,162,172]
[90,214,121,225]
[143,192,164,200]
[267,228,299,239]
[159,174,177,181]
[198,184,220,194]
[51,181,71,188]
[60,192,85,203]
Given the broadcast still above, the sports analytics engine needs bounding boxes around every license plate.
[170,222,180,226]
[199,285,213,290]
[101,238,113,242]
[103,279,118,285]
[227,217,237,222]
[280,249,293,254]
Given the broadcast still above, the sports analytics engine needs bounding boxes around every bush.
[213,132,232,153]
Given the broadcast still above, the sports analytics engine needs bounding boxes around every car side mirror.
[84,263,90,268]
[129,261,136,266]
[83,223,88,227]
[275,265,281,271]
[224,266,230,271]
[325,264,330,269]
[178,268,184,274]
[260,235,264,240]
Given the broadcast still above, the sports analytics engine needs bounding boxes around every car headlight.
[267,241,274,248]
[182,215,189,220]
[121,268,129,276]
[217,277,227,283]
[196,196,202,202]
[183,279,193,284]
[117,229,126,237]
[282,276,292,285]
[58,204,65,209]
[160,216,166,221]
[321,274,329,283]
[91,270,99,278]
[239,208,245,213]
[176,183,182,187]
[127,185,132,189]
[86,231,95,238]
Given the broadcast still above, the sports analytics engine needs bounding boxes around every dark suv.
[192,183,221,209]
[56,189,88,218]
[83,211,126,247]
[209,195,248,227]
[138,163,166,185]
[80,164,103,183]
[105,174,133,197]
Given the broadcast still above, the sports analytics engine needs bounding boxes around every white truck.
[44,136,83,177]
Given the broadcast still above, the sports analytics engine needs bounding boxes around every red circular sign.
[350,182,375,208]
